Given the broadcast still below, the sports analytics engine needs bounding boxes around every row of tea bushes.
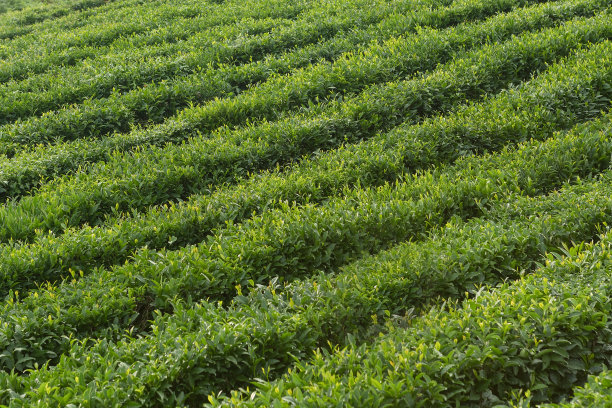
[0,0,304,75]
[0,0,112,39]
[0,0,104,17]
[0,0,440,120]
[1,0,583,155]
[3,141,612,405]
[211,231,612,407]
[0,0,211,62]
[0,0,522,126]
[0,36,609,298]
[0,2,314,121]
[2,18,609,244]
[0,109,609,374]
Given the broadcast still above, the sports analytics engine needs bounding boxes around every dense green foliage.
[541,370,612,407]
[0,0,611,406]
[214,233,612,407]
[0,0,89,16]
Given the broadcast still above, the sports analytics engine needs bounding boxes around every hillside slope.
[0,0,611,406]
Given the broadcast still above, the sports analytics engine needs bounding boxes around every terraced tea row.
[3,120,612,404]
[0,0,273,73]
[0,0,207,60]
[0,0,440,121]
[3,0,606,164]
[0,0,88,16]
[0,109,609,376]
[1,36,610,299]
[0,1,315,120]
[0,0,518,126]
[2,19,609,246]
[0,0,480,150]
[0,0,110,25]
[209,233,612,407]
[2,0,588,157]
[1,0,610,405]
[0,0,305,65]
[0,0,112,39]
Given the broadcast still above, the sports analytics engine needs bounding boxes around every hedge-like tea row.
[0,0,110,26]
[0,0,294,78]
[0,110,609,374]
[0,15,292,120]
[0,0,43,14]
[0,0,163,42]
[0,0,425,123]
[1,0,588,157]
[0,0,211,62]
[0,0,495,154]
[2,18,609,244]
[0,0,118,40]
[0,22,31,40]
[208,232,612,408]
[0,13,290,92]
[0,8,316,98]
[541,371,612,407]
[0,0,88,16]
[3,137,612,405]
[0,10,315,122]
[1,36,610,300]
[0,0,609,404]
[0,0,304,69]
[0,0,529,130]
[0,0,112,39]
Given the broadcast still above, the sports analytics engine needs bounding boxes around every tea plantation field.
[0,0,611,406]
